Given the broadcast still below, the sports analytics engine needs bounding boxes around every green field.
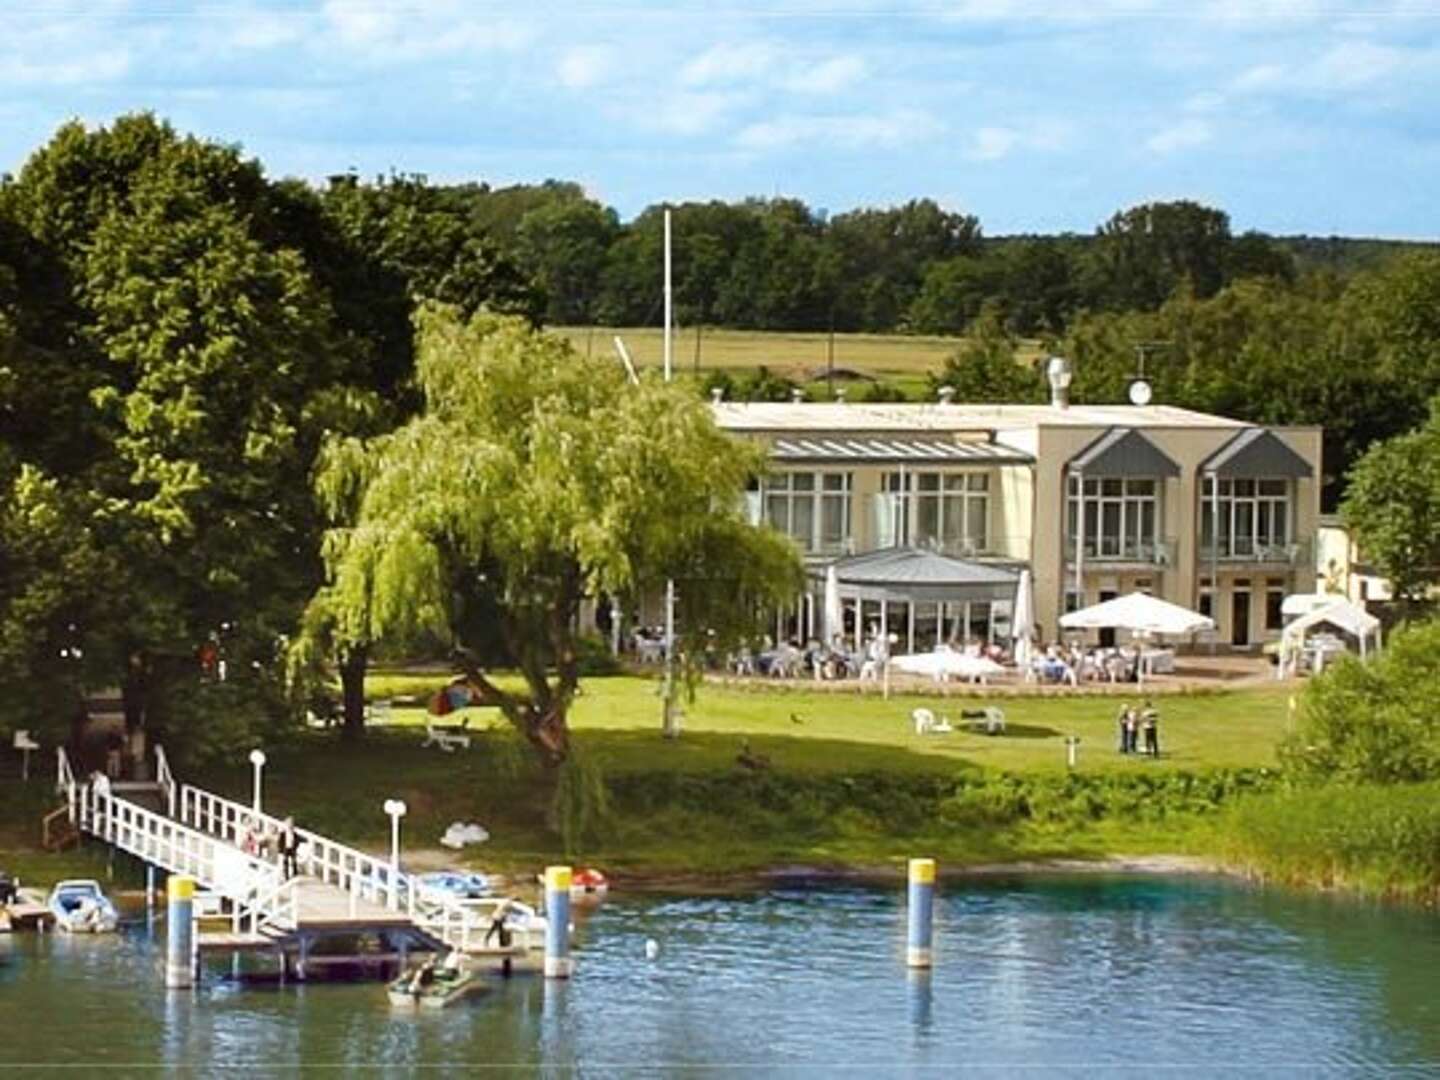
[551,325,1045,397]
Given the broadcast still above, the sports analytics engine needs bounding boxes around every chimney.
[1046,356,1073,410]
[937,385,956,406]
[791,388,805,403]
[835,387,847,404]
[710,387,724,404]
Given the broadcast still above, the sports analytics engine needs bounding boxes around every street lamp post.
[248,749,266,816]
[383,798,407,911]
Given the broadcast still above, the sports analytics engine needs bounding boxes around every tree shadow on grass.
[580,728,984,776]
[983,723,1062,741]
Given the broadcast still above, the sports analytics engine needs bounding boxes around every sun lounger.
[423,716,472,752]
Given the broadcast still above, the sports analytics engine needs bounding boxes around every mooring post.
[165,874,195,989]
[543,865,573,978]
[906,858,935,969]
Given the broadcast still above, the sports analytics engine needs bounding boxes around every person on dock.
[280,818,300,880]
[484,899,514,949]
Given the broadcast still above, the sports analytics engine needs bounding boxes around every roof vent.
[791,388,805,403]
[1046,356,1072,410]
[710,387,724,404]
[937,385,956,406]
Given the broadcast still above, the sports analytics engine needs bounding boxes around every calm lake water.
[3,874,1439,1074]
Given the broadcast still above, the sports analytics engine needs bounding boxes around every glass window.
[881,470,990,554]
[1204,475,1291,558]
[1265,590,1284,631]
[1068,471,1161,559]
[763,472,850,552]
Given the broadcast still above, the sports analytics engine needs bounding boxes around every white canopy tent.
[1276,599,1382,678]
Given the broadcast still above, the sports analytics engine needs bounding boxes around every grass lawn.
[550,326,1045,388]
[370,673,1293,776]
[2,674,1292,887]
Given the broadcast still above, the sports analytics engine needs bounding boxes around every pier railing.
[176,784,415,915]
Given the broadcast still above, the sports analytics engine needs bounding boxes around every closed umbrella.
[1011,569,1034,677]
[824,565,844,645]
[891,650,1005,684]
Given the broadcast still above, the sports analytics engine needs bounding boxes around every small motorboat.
[388,956,488,1009]
[570,867,609,905]
[47,879,119,933]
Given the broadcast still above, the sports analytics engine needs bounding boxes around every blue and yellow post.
[165,874,195,988]
[543,865,573,978]
[906,858,936,969]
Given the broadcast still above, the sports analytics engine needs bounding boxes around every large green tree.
[317,305,803,765]
[1340,401,1440,604]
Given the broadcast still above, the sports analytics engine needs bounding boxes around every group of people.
[1117,700,1161,756]
[1033,643,1153,686]
[239,816,304,880]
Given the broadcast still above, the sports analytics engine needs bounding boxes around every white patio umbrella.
[1059,592,1213,684]
[1059,592,1214,636]
[1011,569,1034,677]
[823,564,844,645]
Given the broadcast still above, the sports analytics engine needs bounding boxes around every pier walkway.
[55,747,488,965]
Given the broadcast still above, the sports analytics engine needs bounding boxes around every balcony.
[1065,536,1178,568]
[869,494,1005,558]
[1198,539,1310,567]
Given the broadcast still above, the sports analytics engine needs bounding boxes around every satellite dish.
[1128,378,1153,406]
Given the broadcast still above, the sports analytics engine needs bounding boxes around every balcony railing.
[1064,537,1178,567]
[1198,538,1310,566]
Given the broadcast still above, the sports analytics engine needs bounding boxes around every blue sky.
[4,1,1440,237]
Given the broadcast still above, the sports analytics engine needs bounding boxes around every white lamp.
[248,749,266,815]
[383,798,408,911]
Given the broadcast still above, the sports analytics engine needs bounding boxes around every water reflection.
[2,875,1438,1071]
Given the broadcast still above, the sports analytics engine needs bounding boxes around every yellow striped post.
[906,858,936,969]
[165,875,196,988]
[543,865,573,978]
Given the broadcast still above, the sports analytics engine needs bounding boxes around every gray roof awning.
[1068,428,1180,478]
[770,436,1032,465]
[813,547,1019,603]
[1201,428,1313,478]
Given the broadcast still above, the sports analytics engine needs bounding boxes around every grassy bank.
[1216,782,1440,905]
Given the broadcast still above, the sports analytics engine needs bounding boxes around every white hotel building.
[712,387,1322,654]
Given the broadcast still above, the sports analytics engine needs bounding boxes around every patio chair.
[423,715,472,753]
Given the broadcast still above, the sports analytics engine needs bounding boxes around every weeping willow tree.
[315,304,802,765]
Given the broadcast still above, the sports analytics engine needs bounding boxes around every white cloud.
[681,41,779,88]
[4,50,131,86]
[1183,90,1226,113]
[640,92,747,137]
[970,126,1020,161]
[734,108,943,152]
[784,55,866,95]
[319,0,532,62]
[1312,40,1404,88]
[965,122,1068,161]
[1146,118,1213,154]
[556,46,615,90]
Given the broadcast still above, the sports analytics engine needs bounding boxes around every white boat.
[388,955,489,1009]
[47,879,119,933]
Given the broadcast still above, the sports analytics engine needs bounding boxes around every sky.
[3,1,1440,238]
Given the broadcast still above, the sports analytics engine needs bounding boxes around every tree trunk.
[525,704,571,768]
[340,645,368,741]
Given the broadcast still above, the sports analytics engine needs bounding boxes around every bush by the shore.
[1217,781,1440,904]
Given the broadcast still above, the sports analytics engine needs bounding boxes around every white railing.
[154,745,177,818]
[176,784,416,916]
[75,783,293,932]
[56,747,76,805]
[232,873,300,937]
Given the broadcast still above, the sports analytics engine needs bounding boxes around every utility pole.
[662,208,679,739]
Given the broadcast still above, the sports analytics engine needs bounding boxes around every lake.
[3,873,1438,1073]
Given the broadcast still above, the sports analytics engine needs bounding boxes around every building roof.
[1201,428,1314,478]
[771,435,1033,465]
[1068,427,1181,477]
[816,547,1018,602]
[712,401,1251,434]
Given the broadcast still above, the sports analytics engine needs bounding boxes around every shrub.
[1281,619,1440,784]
